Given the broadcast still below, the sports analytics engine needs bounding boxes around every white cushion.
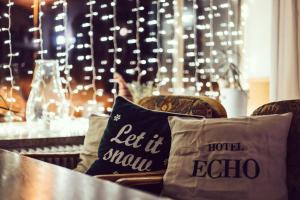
[162,113,293,200]
[75,115,109,173]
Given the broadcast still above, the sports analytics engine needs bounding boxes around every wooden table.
[0,149,169,200]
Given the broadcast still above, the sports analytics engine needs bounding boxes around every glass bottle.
[26,60,69,129]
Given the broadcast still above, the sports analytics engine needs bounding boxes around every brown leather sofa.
[105,99,300,200]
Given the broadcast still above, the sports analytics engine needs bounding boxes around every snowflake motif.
[113,114,121,122]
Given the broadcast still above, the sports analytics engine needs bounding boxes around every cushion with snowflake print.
[86,96,203,175]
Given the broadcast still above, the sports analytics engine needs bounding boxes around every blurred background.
[0,0,273,121]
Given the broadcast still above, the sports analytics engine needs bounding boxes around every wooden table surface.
[0,149,170,200]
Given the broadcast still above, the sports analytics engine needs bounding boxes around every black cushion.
[86,96,201,175]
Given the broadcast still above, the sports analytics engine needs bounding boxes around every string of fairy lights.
[87,0,97,102]
[135,0,142,83]
[38,0,45,59]
[0,0,22,121]
[51,0,75,115]
[193,0,200,96]
[0,0,245,118]
[158,0,175,92]
[112,0,118,97]
[5,0,15,116]
[62,0,74,100]
[71,1,94,108]
[155,0,162,93]
[28,0,47,59]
